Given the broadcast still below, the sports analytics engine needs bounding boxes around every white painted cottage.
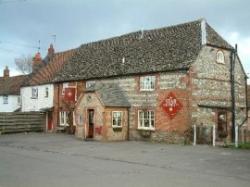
[20,45,76,131]
[0,66,28,112]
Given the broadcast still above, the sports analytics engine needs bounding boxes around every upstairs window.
[138,110,155,130]
[31,88,38,99]
[216,51,225,64]
[112,111,122,128]
[17,96,21,105]
[140,76,155,91]
[86,81,96,89]
[45,87,49,98]
[3,96,8,104]
[62,83,69,95]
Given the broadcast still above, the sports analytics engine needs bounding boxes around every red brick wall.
[52,81,85,131]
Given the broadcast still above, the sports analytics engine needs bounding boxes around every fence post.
[235,125,239,148]
[193,125,196,146]
[212,125,216,147]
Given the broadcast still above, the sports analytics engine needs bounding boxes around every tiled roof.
[53,19,203,82]
[0,75,29,95]
[86,83,130,107]
[26,49,76,86]
[53,19,233,82]
[206,23,233,49]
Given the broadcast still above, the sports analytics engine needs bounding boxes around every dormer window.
[216,51,225,64]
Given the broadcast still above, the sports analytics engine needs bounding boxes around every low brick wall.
[0,112,45,134]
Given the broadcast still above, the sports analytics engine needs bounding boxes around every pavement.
[0,133,250,187]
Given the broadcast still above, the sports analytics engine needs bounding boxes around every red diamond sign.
[161,92,183,119]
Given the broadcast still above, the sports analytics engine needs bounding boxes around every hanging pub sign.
[64,87,76,102]
[161,92,183,119]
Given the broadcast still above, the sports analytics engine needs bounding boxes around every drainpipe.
[230,45,236,143]
[127,108,130,141]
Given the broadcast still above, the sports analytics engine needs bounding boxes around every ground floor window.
[59,111,69,126]
[112,111,122,128]
[138,110,155,130]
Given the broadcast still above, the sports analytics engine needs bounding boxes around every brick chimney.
[47,44,55,61]
[3,66,9,78]
[32,52,43,73]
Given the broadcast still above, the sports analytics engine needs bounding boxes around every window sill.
[137,128,155,131]
[59,124,69,127]
[112,126,122,129]
[216,61,225,64]
[31,97,38,99]
[140,89,155,92]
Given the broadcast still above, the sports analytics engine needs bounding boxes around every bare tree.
[15,55,33,74]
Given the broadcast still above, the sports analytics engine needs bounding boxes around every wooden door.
[47,112,52,131]
[88,109,94,138]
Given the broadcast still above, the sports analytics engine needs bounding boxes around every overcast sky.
[0,0,249,78]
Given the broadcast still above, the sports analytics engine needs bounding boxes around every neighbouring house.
[52,19,247,143]
[0,66,29,112]
[20,44,76,132]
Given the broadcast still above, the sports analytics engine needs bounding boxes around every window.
[112,111,122,128]
[45,87,49,98]
[216,51,225,64]
[17,96,21,105]
[140,76,155,91]
[86,81,96,89]
[59,111,69,126]
[31,88,38,99]
[138,110,155,130]
[62,82,69,95]
[3,96,8,104]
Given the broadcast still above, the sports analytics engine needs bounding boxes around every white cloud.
[221,31,250,84]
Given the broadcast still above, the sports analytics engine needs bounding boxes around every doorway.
[47,112,53,131]
[217,111,228,140]
[87,109,94,138]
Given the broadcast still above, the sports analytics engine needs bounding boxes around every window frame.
[112,111,123,128]
[17,96,21,105]
[3,95,8,104]
[138,110,155,130]
[59,111,69,126]
[86,80,96,89]
[216,50,225,64]
[62,82,69,96]
[140,76,156,91]
[45,87,49,98]
[31,87,38,99]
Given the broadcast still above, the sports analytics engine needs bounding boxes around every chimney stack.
[47,44,55,61]
[3,66,9,78]
[32,52,43,73]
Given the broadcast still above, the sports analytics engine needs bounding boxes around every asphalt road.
[0,133,250,187]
